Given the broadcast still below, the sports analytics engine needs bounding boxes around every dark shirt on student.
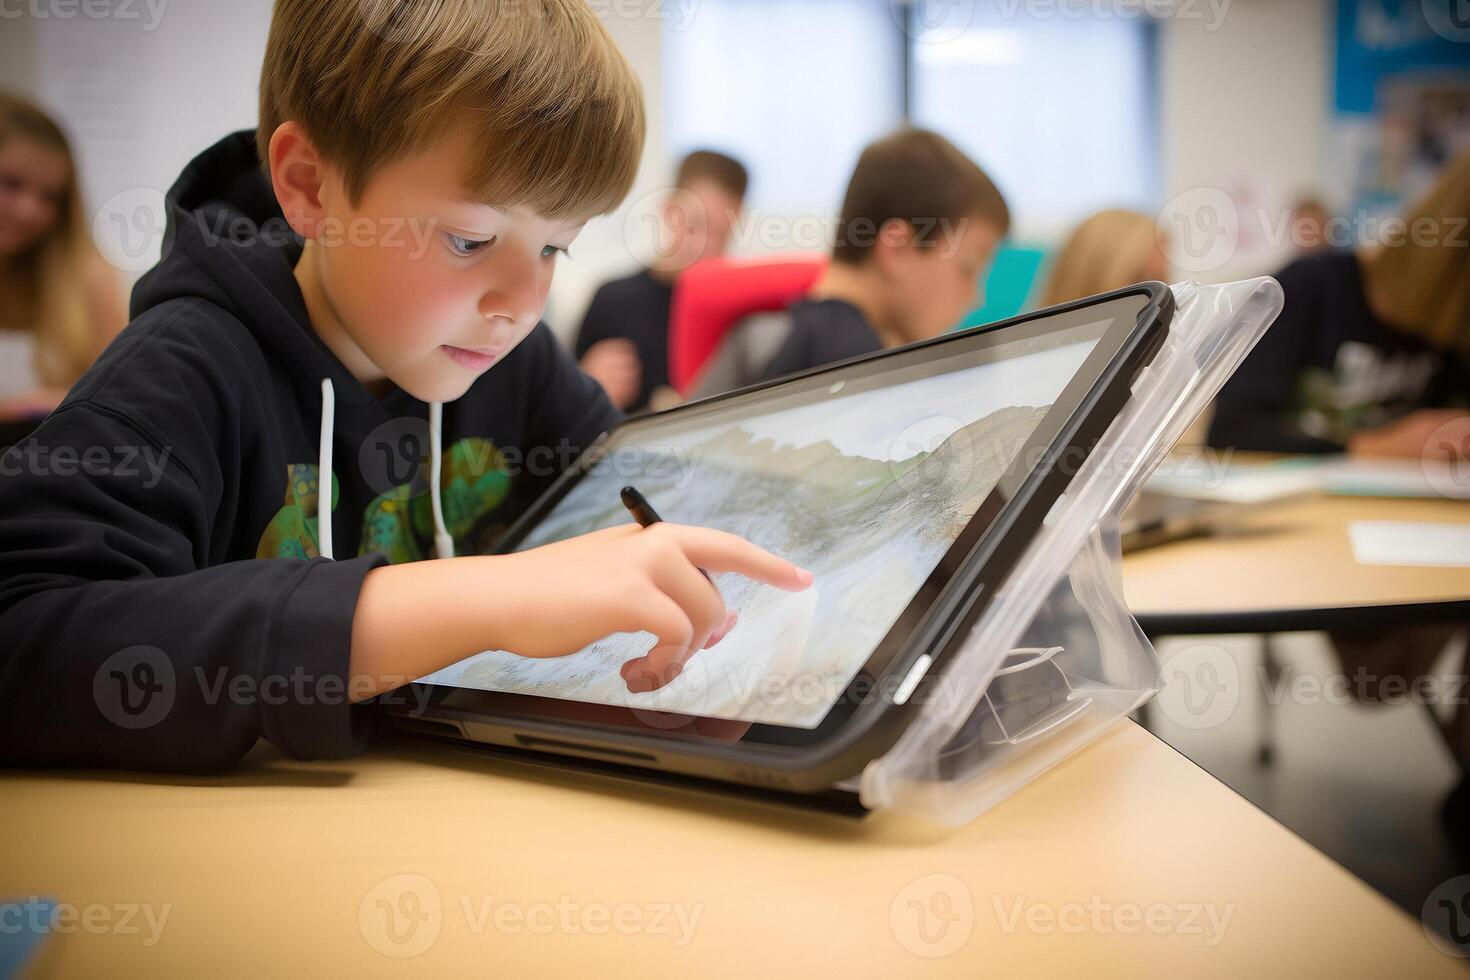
[0,131,620,772]
[756,298,882,383]
[574,269,674,412]
[1208,251,1470,453]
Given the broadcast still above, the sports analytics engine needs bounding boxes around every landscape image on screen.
[421,335,1100,728]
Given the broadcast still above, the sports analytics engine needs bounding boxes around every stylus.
[619,485,715,585]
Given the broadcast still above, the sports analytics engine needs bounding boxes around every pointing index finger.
[661,525,813,592]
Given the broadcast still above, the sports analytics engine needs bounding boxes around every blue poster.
[1335,0,1470,114]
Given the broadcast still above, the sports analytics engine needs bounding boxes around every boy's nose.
[477,253,545,329]
[478,312,517,348]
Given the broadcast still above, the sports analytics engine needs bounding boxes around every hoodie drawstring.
[428,400,455,560]
[317,378,455,562]
[318,379,335,560]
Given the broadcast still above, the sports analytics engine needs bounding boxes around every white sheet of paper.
[1348,521,1470,567]
[1145,463,1323,504]
[1317,459,1470,501]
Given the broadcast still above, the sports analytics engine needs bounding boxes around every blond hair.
[258,0,646,219]
[1040,209,1161,308]
[0,93,102,387]
[1362,150,1470,364]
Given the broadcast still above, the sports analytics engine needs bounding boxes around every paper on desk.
[1348,521,1470,567]
[1145,462,1322,504]
[1316,458,1470,501]
[1151,456,1470,503]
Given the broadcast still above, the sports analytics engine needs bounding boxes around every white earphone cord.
[317,378,454,561]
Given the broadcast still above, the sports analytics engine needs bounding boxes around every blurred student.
[575,150,748,411]
[1038,208,1170,307]
[0,93,124,425]
[1210,155,1470,863]
[745,129,1007,385]
[1208,150,1470,458]
[1286,194,1335,257]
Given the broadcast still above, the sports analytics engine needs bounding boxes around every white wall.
[1158,0,1331,282]
[5,1,272,292]
[0,14,35,90]
[544,8,666,344]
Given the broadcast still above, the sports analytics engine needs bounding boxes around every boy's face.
[288,124,587,403]
[659,178,742,272]
[883,216,1001,342]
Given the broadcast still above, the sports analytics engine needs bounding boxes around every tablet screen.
[419,305,1124,730]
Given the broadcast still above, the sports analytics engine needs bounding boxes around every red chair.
[667,256,825,396]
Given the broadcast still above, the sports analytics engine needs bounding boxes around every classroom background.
[5,0,1467,336]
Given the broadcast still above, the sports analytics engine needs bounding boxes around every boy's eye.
[445,233,494,257]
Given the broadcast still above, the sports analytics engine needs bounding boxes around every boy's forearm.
[348,557,507,701]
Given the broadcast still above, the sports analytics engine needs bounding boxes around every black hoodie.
[0,132,620,771]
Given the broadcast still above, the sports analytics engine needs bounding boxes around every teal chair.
[957,243,1049,330]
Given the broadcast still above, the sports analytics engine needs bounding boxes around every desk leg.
[1133,629,1156,731]
[1258,634,1282,767]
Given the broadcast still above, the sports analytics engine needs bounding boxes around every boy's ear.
[267,122,330,239]
[873,217,916,274]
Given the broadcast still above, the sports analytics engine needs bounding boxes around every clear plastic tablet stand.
[855,278,1284,826]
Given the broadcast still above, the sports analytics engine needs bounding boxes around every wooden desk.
[1124,495,1470,634]
[1,722,1459,976]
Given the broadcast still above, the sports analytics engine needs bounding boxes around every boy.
[0,0,809,772]
[575,150,748,411]
[742,129,1007,386]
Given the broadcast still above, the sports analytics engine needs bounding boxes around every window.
[663,0,1161,240]
[663,0,905,215]
[908,2,1160,237]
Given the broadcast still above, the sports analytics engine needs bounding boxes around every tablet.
[390,283,1173,792]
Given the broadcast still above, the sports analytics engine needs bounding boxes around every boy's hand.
[580,338,642,409]
[1348,409,1470,461]
[497,523,813,692]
